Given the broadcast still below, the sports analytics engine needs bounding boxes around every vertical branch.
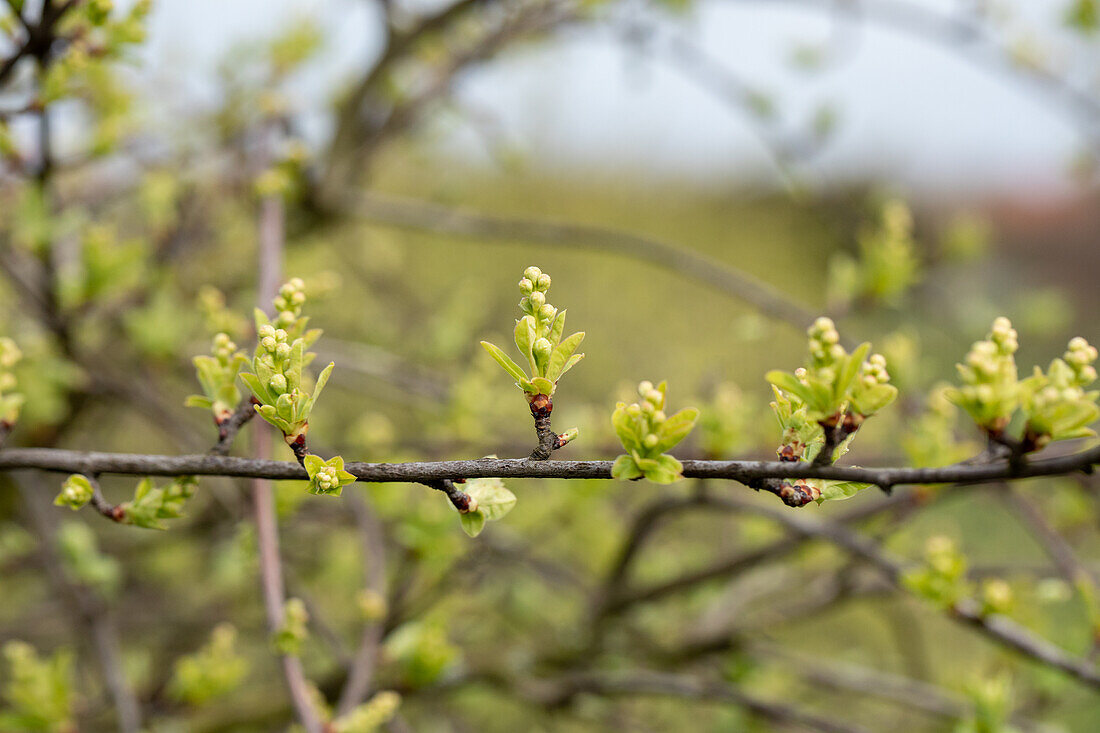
[336,494,388,714]
[252,130,324,733]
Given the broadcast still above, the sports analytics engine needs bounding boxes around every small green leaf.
[611,454,643,480]
[836,342,871,400]
[530,376,554,395]
[465,478,517,522]
[309,362,335,410]
[546,331,584,381]
[185,395,213,409]
[766,370,812,404]
[816,480,875,504]
[481,341,528,383]
[654,407,699,452]
[459,510,487,538]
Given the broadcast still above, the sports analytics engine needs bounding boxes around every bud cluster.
[333,691,402,733]
[169,623,250,706]
[241,278,332,443]
[54,474,95,511]
[187,333,247,424]
[303,454,356,497]
[272,277,306,329]
[947,317,1021,432]
[273,598,310,656]
[0,337,23,426]
[481,265,584,397]
[902,535,973,609]
[611,381,699,484]
[1019,335,1099,447]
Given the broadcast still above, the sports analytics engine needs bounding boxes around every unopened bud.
[518,278,534,294]
[638,380,654,395]
[270,374,287,393]
[529,291,546,308]
[258,324,276,340]
[275,342,291,361]
[536,273,551,291]
[523,266,542,282]
[643,433,658,448]
[261,336,277,352]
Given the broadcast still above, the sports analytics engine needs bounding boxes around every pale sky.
[142,0,1093,195]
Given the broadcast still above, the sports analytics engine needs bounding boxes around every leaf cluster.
[611,381,699,484]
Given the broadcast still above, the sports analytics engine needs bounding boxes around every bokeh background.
[1,0,1099,731]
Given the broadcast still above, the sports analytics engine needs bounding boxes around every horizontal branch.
[0,445,1097,487]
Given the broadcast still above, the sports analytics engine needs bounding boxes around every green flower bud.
[638,380,654,395]
[536,273,551,291]
[258,325,276,340]
[539,304,556,322]
[645,389,663,405]
[55,474,94,510]
[643,433,658,448]
[529,291,546,308]
[626,404,642,418]
[533,337,552,372]
[518,278,534,294]
[261,336,277,352]
[270,374,287,393]
[275,342,291,361]
[652,410,666,423]
[523,266,542,282]
[274,329,288,343]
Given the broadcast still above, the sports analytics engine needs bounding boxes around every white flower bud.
[539,304,556,322]
[518,278,534,294]
[645,389,663,405]
[275,342,291,361]
[638,380,654,395]
[258,324,276,340]
[536,273,551,291]
[523,266,542,282]
[641,400,655,414]
[529,291,546,308]
[288,277,304,290]
[261,336,277,352]
[274,329,288,343]
[626,404,642,418]
[652,410,666,423]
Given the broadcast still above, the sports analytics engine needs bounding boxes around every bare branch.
[2,442,1097,487]
[348,190,822,335]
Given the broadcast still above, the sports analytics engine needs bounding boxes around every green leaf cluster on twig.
[480,266,585,397]
[186,333,248,425]
[946,318,1099,451]
[611,381,699,484]
[240,278,333,445]
[766,317,897,504]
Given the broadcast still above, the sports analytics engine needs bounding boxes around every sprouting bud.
[270,374,287,393]
[810,317,835,336]
[533,337,552,366]
[523,266,542,283]
[54,474,94,510]
[536,273,551,291]
[519,297,532,314]
[518,278,534,294]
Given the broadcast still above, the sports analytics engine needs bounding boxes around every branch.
[251,138,324,733]
[530,669,871,733]
[348,190,822,336]
[702,493,1100,689]
[2,443,1097,487]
